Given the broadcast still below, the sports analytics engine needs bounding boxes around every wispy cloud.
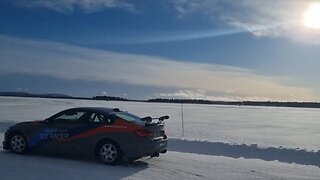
[88,29,245,45]
[0,35,318,101]
[11,0,135,13]
[171,0,320,43]
[157,90,274,102]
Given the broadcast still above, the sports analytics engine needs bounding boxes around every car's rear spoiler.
[141,115,169,124]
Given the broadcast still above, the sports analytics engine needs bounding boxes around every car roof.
[65,107,121,114]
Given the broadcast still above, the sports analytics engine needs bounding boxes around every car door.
[40,110,91,154]
[74,112,115,155]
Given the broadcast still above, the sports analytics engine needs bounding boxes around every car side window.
[112,112,144,126]
[89,113,112,124]
[51,110,86,123]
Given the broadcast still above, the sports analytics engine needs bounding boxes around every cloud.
[0,35,318,101]
[12,0,135,13]
[158,90,210,100]
[157,90,273,102]
[171,0,320,43]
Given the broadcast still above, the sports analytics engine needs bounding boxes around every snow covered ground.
[1,149,320,180]
[1,96,320,179]
[1,96,320,150]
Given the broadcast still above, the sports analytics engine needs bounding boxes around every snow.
[1,148,320,180]
[1,96,320,150]
[1,96,320,179]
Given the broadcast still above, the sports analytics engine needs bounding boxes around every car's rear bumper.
[123,138,167,159]
[148,139,167,154]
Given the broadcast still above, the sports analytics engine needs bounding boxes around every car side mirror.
[44,119,50,124]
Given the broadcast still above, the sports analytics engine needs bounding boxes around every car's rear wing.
[141,115,169,124]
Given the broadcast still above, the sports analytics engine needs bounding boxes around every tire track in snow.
[145,155,209,179]
[168,138,320,167]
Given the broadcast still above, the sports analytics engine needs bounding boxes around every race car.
[2,107,168,165]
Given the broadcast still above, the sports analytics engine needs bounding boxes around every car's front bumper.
[2,140,9,150]
[3,130,10,150]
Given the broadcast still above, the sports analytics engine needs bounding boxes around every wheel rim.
[10,135,26,153]
[100,143,118,163]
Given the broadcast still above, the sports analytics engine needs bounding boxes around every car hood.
[15,120,43,126]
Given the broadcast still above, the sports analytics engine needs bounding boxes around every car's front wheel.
[9,133,28,154]
[97,141,122,165]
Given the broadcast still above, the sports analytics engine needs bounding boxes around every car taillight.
[135,129,152,137]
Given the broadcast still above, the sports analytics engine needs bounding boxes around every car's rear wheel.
[97,141,122,165]
[9,133,28,154]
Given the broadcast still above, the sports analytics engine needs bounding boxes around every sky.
[1,0,320,101]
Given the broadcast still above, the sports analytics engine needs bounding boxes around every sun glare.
[304,3,320,29]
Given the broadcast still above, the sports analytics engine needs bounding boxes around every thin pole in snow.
[181,103,184,137]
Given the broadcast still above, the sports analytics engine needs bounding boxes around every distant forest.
[1,92,320,109]
[147,98,320,108]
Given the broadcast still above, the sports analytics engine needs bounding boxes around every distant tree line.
[2,91,320,109]
[147,98,320,108]
[0,91,91,100]
[93,96,129,101]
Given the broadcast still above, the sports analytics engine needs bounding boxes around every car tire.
[9,133,28,154]
[97,141,122,165]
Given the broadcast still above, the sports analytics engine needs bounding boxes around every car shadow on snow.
[168,138,320,167]
[0,150,149,180]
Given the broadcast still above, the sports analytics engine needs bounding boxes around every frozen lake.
[2,96,320,179]
[1,96,320,151]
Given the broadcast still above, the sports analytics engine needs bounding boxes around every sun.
[304,3,320,29]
